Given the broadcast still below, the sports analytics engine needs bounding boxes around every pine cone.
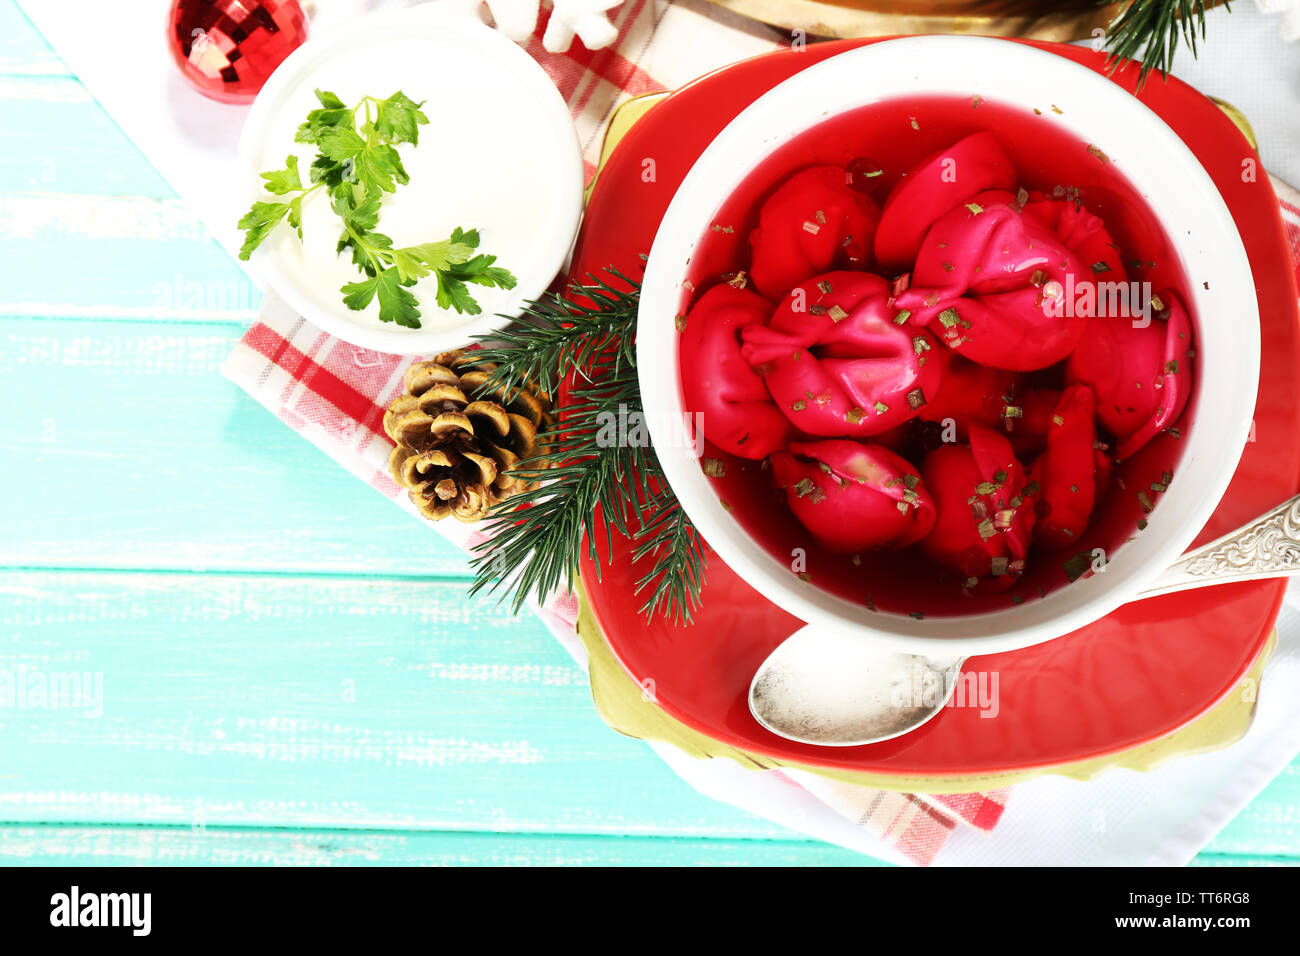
[384,350,552,522]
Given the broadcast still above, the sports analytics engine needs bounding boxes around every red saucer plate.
[571,39,1300,776]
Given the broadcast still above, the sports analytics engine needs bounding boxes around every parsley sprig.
[238,89,516,328]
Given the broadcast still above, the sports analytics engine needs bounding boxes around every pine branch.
[464,271,708,623]
[631,489,707,622]
[1105,0,1224,88]
[464,268,640,400]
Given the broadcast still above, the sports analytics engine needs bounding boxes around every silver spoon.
[749,492,1300,747]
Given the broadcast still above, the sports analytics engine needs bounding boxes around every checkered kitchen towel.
[215,0,1022,866]
[219,1,1300,865]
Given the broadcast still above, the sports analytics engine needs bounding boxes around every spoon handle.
[1139,492,1300,597]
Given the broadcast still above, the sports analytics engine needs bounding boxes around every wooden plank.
[0,191,260,323]
[0,569,798,839]
[0,317,471,576]
[1200,760,1300,858]
[1,568,1292,854]
[0,1,66,76]
[0,79,175,198]
[0,84,261,324]
[1190,852,1300,868]
[0,824,882,866]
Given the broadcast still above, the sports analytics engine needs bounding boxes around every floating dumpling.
[916,353,1020,438]
[1021,196,1129,284]
[1027,384,1112,550]
[874,132,1016,269]
[740,271,944,437]
[678,284,794,459]
[1066,289,1194,459]
[920,425,1036,590]
[748,166,880,301]
[771,439,936,554]
[894,189,1090,371]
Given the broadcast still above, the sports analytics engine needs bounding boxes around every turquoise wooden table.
[0,0,1295,866]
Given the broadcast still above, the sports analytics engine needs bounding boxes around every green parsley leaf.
[354,142,409,194]
[237,201,291,260]
[374,91,429,146]
[314,89,346,110]
[259,154,303,195]
[341,267,422,328]
[295,90,352,144]
[240,90,515,328]
[287,195,304,239]
[316,125,367,162]
[309,153,345,189]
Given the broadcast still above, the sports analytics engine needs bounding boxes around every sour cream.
[238,8,583,353]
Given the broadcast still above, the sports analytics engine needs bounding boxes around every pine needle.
[463,271,708,623]
[1105,0,1224,88]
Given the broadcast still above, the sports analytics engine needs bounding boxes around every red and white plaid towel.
[220,0,1300,865]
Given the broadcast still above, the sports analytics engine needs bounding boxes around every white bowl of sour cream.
[236,5,584,355]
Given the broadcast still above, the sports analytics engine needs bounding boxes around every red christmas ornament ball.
[167,0,309,104]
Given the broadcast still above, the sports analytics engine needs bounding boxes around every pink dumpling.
[771,439,936,554]
[679,283,794,459]
[894,189,1090,371]
[1027,384,1113,551]
[874,131,1016,269]
[920,425,1036,590]
[748,166,880,301]
[740,271,944,437]
[1022,196,1129,284]
[1066,289,1194,459]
